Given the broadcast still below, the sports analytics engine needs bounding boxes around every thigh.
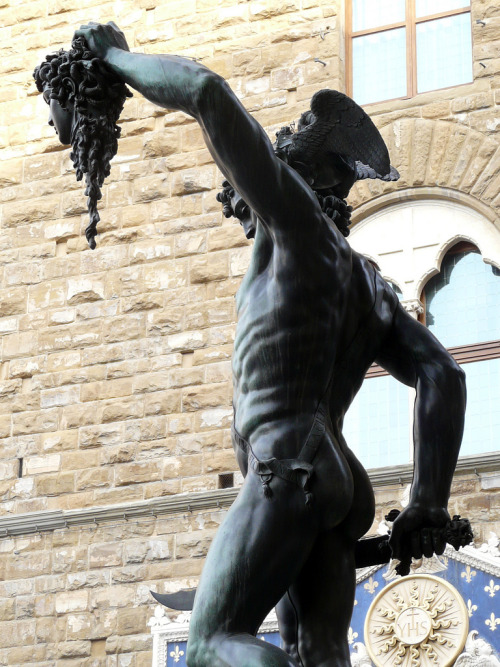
[276,528,357,667]
[189,469,320,643]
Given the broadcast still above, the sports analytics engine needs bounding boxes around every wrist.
[103,46,124,67]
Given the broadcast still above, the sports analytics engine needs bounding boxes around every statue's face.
[231,190,255,239]
[43,86,74,145]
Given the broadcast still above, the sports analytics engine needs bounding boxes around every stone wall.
[0,0,498,665]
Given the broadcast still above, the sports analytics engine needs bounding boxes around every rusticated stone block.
[172,167,215,196]
[175,528,215,559]
[143,479,181,498]
[100,444,136,465]
[75,468,112,491]
[12,409,59,436]
[65,613,92,640]
[6,552,51,580]
[88,543,123,569]
[182,383,230,411]
[55,590,89,614]
[144,389,182,416]
[143,129,180,158]
[56,640,92,658]
[115,461,163,486]
[61,403,102,430]
[35,615,67,644]
[190,252,228,283]
[67,278,105,305]
[101,398,144,424]
[36,472,75,496]
[0,599,15,622]
[116,607,149,636]
[0,415,11,439]
[0,158,23,187]
[202,448,236,473]
[133,173,170,203]
[90,584,135,609]
[163,454,202,479]
[0,288,26,316]
[2,197,59,227]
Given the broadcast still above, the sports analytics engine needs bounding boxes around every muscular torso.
[232,212,398,464]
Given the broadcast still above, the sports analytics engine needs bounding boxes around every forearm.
[104,47,216,118]
[410,361,466,508]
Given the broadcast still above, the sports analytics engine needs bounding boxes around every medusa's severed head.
[34,37,131,249]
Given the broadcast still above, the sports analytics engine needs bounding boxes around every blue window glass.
[343,375,410,469]
[416,13,473,94]
[425,250,500,347]
[344,246,500,469]
[350,2,473,105]
[461,358,500,457]
[352,0,405,32]
[352,28,407,106]
[425,248,500,458]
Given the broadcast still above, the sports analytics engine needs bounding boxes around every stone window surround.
[345,1,473,104]
[347,187,500,466]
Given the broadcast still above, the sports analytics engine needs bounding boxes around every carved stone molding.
[0,453,498,538]
[455,631,500,666]
[401,298,424,316]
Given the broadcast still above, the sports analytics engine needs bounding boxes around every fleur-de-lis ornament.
[461,565,476,584]
[484,579,500,598]
[170,645,185,663]
[348,627,358,645]
[467,599,477,617]
[364,577,379,595]
[485,613,500,632]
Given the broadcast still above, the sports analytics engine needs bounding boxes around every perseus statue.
[35,23,466,667]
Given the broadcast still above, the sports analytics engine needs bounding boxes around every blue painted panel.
[164,558,500,665]
[349,561,500,653]
[166,640,187,667]
[165,633,283,666]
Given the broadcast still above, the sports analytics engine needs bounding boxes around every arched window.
[343,197,500,471]
[422,244,500,457]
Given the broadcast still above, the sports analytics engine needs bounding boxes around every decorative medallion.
[364,574,469,666]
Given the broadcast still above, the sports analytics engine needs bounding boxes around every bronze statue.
[35,23,467,667]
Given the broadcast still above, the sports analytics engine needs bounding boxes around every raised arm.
[375,303,466,574]
[75,22,321,232]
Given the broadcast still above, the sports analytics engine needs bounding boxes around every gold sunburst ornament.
[364,575,468,667]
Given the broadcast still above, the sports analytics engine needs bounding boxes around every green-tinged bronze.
[36,22,467,667]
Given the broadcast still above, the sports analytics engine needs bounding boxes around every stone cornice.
[0,452,498,538]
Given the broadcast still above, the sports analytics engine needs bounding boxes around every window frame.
[368,244,500,377]
[361,245,500,471]
[346,0,473,105]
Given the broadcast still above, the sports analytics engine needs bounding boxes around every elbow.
[421,354,466,406]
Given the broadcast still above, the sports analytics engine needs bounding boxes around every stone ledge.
[0,453,498,538]
[368,452,500,486]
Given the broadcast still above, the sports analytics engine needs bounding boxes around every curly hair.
[217,122,352,237]
[34,37,132,249]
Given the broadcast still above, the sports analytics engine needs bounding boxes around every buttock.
[232,410,356,532]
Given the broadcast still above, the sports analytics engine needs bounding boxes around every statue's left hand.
[389,503,449,576]
[74,21,130,60]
